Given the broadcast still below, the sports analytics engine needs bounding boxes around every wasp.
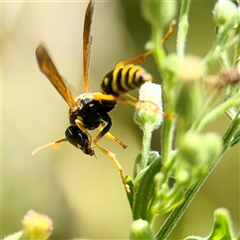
[33,0,174,192]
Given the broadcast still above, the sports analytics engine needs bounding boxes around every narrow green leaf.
[132,156,162,220]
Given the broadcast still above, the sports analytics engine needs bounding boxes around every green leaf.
[125,175,134,210]
[132,156,162,220]
[133,153,142,180]
[207,208,234,239]
[184,208,236,240]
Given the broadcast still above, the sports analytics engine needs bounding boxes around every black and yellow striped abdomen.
[100,65,152,96]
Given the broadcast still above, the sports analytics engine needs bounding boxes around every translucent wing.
[36,45,78,110]
[83,0,95,93]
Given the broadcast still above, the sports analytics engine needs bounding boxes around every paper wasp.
[33,0,174,192]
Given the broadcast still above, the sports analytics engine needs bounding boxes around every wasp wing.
[36,45,77,110]
[83,0,95,93]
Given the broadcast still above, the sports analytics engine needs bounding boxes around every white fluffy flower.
[134,82,163,131]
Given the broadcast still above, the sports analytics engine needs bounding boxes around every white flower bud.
[134,82,163,131]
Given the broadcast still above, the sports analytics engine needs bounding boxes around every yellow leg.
[91,92,147,110]
[97,124,127,149]
[75,115,130,192]
[93,140,131,193]
[91,92,163,116]
[91,92,126,102]
[125,93,161,114]
[115,20,176,68]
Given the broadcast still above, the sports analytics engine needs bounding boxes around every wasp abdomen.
[101,65,152,96]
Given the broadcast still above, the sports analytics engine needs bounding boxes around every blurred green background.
[2,0,239,239]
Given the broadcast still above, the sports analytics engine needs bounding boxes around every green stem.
[177,0,190,59]
[151,22,176,166]
[161,117,175,165]
[152,25,165,74]
[196,92,240,131]
[222,110,240,152]
[233,22,240,65]
[191,90,218,131]
[160,0,190,165]
[141,123,153,169]
[219,50,231,69]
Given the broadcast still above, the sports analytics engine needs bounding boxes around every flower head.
[134,82,163,131]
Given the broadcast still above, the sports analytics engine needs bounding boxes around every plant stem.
[191,91,217,131]
[152,25,164,74]
[161,117,175,165]
[196,92,240,131]
[177,0,190,59]
[222,110,240,152]
[140,123,153,169]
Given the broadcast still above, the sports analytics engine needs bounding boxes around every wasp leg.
[98,123,127,149]
[92,93,162,115]
[75,119,94,155]
[91,92,143,111]
[92,114,130,193]
[94,112,128,149]
[125,93,160,112]
[91,92,126,103]
[94,112,112,143]
[94,140,130,193]
[115,50,154,69]
[115,20,176,68]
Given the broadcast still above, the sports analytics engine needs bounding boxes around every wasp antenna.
[93,151,97,160]
[32,139,67,155]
